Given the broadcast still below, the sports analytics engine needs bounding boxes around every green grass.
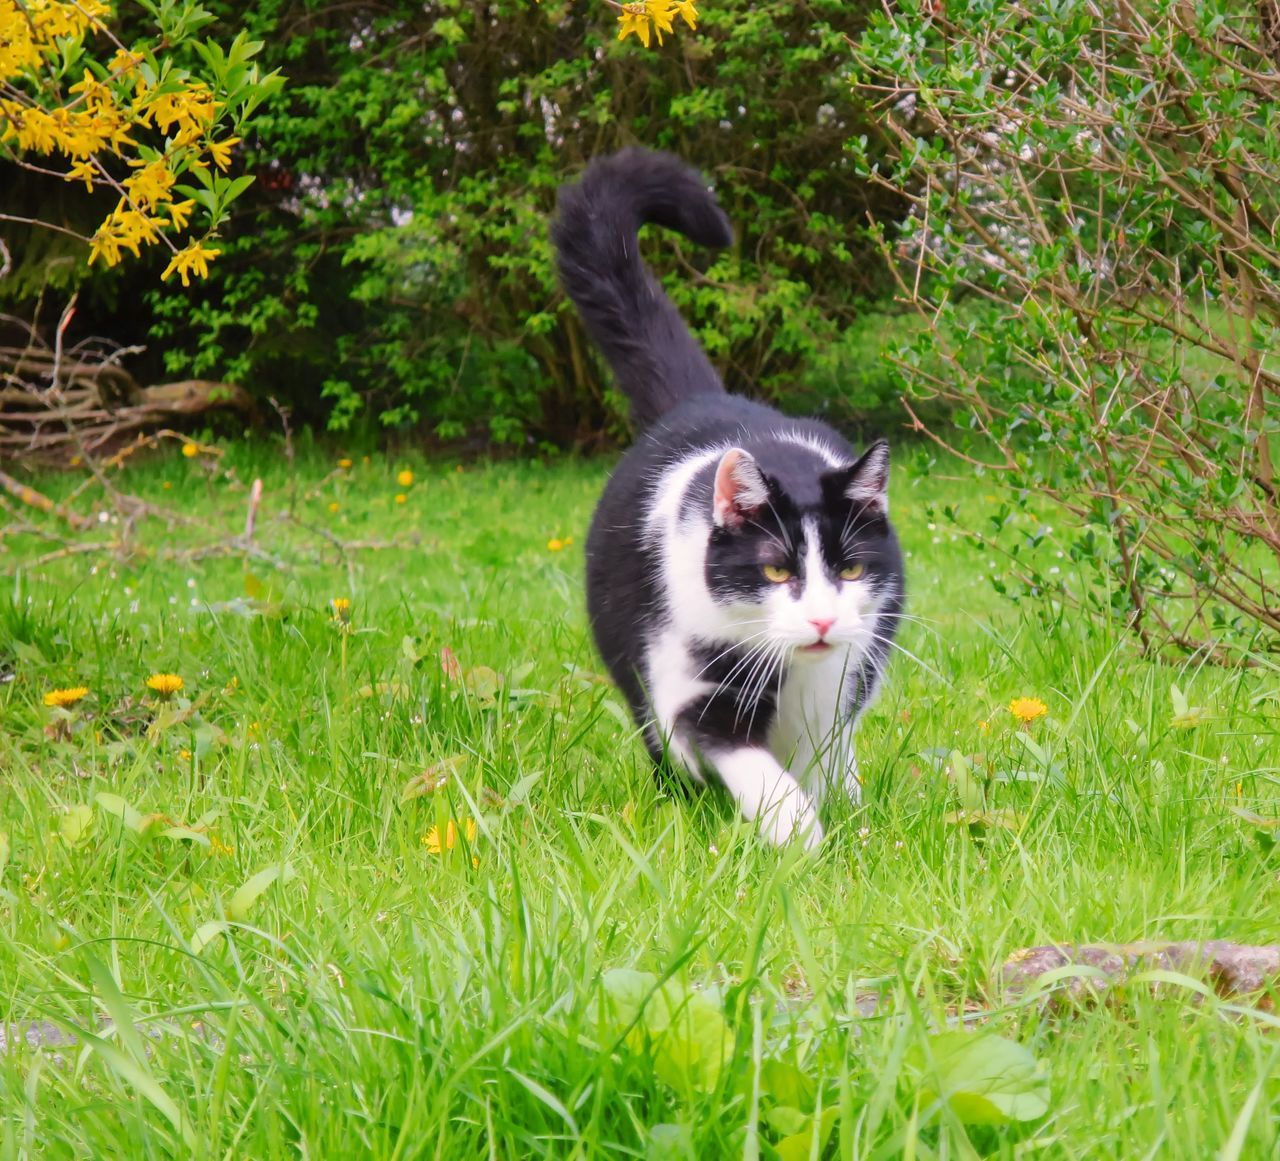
[1,442,1278,1158]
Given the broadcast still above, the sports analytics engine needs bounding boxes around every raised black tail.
[552,149,733,430]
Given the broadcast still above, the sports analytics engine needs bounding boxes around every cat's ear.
[713,448,769,529]
[830,440,890,514]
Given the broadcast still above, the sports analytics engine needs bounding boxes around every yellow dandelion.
[978,719,990,734]
[178,748,193,762]
[331,597,352,623]
[338,458,353,470]
[162,480,172,489]
[422,817,478,855]
[395,493,408,505]
[181,442,199,458]
[328,501,340,514]
[397,469,414,487]
[547,538,564,551]
[1008,697,1048,724]
[44,686,89,708]
[209,834,235,857]
[146,673,184,697]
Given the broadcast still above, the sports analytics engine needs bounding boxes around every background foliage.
[3,0,908,447]
[853,0,1280,656]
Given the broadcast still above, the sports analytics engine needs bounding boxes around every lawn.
[1,440,1277,1158]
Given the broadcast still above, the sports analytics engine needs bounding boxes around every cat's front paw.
[759,781,824,850]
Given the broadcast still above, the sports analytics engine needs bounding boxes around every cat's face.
[703,443,901,661]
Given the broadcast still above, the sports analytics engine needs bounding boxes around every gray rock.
[1000,941,1280,1007]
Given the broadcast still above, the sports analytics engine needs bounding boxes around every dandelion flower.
[397,469,414,488]
[330,597,351,623]
[1008,697,1047,724]
[146,673,184,697]
[422,817,478,855]
[44,686,89,708]
[328,501,340,514]
[395,493,408,505]
[182,443,199,458]
[338,458,353,470]
[547,538,564,551]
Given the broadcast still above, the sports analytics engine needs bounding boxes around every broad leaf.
[227,862,296,922]
[910,1031,1048,1125]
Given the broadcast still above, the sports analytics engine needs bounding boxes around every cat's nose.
[808,617,836,638]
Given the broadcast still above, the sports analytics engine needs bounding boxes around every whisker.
[863,631,949,684]
[699,637,778,720]
[690,629,774,682]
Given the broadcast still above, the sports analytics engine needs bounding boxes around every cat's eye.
[840,564,865,581]
[762,565,792,584]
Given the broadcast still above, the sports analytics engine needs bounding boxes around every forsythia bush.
[0,0,281,281]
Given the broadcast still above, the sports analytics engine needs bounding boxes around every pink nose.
[808,617,836,638]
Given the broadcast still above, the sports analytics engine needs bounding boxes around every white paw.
[759,780,824,850]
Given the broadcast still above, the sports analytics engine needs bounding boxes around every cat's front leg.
[705,745,823,849]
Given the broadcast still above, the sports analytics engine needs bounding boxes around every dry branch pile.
[0,315,254,463]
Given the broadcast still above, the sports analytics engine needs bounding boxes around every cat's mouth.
[798,641,833,654]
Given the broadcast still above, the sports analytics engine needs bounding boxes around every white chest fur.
[768,650,859,802]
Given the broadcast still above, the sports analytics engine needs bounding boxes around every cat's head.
[703,440,903,659]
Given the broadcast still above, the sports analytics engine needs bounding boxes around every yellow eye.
[762,565,792,584]
[840,564,865,581]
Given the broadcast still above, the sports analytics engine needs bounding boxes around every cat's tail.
[552,149,733,430]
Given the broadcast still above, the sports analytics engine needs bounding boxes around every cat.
[552,149,904,848]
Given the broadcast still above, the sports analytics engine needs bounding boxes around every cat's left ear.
[713,448,770,529]
[829,440,890,515]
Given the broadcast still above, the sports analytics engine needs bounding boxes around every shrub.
[853,0,1280,658]
[5,0,909,447]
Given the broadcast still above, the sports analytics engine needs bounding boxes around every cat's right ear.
[713,448,769,530]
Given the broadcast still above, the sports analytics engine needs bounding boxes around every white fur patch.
[779,430,850,470]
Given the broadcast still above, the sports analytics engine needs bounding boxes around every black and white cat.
[553,149,904,848]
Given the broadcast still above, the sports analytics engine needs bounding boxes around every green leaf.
[764,1105,810,1137]
[759,1059,817,1111]
[647,1122,695,1160]
[949,750,986,813]
[94,792,145,831]
[774,1107,839,1161]
[910,1031,1048,1125]
[227,861,296,922]
[159,826,211,847]
[59,803,95,845]
[191,920,231,953]
[596,970,732,1093]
